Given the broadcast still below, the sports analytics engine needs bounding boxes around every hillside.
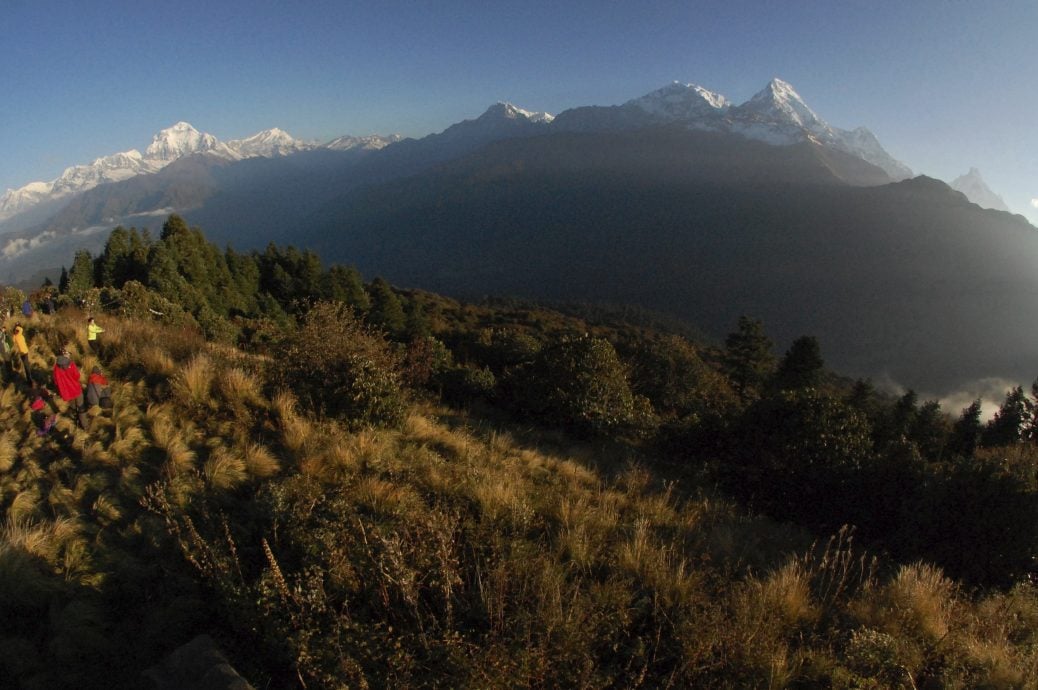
[3,220,1038,687]
[294,127,1038,394]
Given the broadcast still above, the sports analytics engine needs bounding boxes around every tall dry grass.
[272,390,312,456]
[172,353,215,410]
[146,403,197,475]
[203,447,248,491]
[217,366,266,409]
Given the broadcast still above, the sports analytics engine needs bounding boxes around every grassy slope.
[1,310,1037,688]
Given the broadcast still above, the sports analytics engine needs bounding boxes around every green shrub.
[436,365,496,404]
[505,336,649,435]
[278,301,406,429]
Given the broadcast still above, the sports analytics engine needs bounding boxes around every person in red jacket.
[85,366,113,409]
[52,347,88,428]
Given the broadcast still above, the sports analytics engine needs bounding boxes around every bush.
[723,389,875,527]
[435,365,496,404]
[627,334,736,419]
[278,301,406,429]
[504,336,648,435]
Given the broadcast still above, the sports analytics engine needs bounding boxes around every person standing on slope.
[0,324,12,384]
[87,316,105,357]
[85,366,113,410]
[53,346,88,428]
[11,323,33,385]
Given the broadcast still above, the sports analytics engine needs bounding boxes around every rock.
[143,634,254,690]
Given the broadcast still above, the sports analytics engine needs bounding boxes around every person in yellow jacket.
[11,323,33,385]
[87,316,104,356]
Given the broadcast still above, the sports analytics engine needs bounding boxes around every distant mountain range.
[0,122,400,227]
[1,78,1033,394]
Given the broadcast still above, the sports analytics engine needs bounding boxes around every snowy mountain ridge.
[323,133,404,151]
[226,127,315,158]
[0,77,979,229]
[0,122,398,224]
[627,78,913,180]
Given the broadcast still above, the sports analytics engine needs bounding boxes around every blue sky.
[2,0,1036,222]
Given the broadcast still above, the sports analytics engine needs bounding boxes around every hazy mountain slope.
[950,167,1011,212]
[299,128,1037,393]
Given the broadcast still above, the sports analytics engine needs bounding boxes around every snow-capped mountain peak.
[950,168,1010,212]
[323,134,404,151]
[629,82,730,121]
[734,78,827,133]
[482,102,555,123]
[145,121,238,162]
[51,149,157,195]
[227,128,313,157]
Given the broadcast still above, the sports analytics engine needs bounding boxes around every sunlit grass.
[242,442,280,479]
[172,353,215,410]
[203,447,247,491]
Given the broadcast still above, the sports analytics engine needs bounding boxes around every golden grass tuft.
[203,447,247,491]
[272,390,312,455]
[0,431,17,473]
[757,561,819,629]
[355,477,421,515]
[242,442,280,479]
[92,493,123,523]
[217,366,265,409]
[472,472,532,527]
[864,563,956,643]
[402,412,438,439]
[81,440,118,468]
[109,421,146,461]
[961,637,1025,687]
[139,345,176,378]
[8,490,42,523]
[47,483,78,516]
[298,429,392,482]
[2,517,81,567]
[0,384,20,411]
[147,403,197,474]
[172,353,215,409]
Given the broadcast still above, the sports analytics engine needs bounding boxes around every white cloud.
[1031,198,1038,209]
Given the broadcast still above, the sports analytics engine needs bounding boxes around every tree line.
[46,215,1038,588]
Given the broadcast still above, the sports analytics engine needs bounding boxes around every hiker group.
[1,313,113,436]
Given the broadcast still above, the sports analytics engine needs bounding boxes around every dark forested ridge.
[293,128,1038,393]
[4,217,1038,686]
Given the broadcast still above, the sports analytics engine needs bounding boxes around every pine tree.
[723,316,774,402]
[323,265,369,312]
[773,335,824,390]
[983,387,1030,447]
[366,277,406,337]
[66,250,96,299]
[98,226,132,287]
[948,399,983,457]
